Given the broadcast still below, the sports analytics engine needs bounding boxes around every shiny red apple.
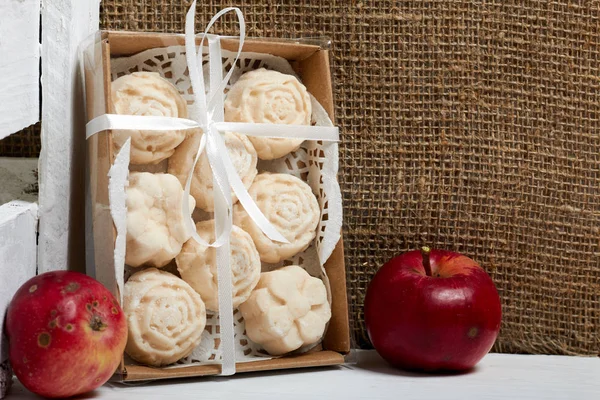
[6,271,127,398]
[364,247,501,372]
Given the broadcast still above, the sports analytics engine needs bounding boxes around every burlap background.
[3,1,599,355]
[0,123,40,157]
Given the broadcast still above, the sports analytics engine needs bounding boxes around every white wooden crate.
[0,0,100,271]
[38,0,100,273]
[0,0,40,140]
[0,201,38,363]
[0,4,99,393]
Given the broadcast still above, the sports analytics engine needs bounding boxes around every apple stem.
[421,246,432,277]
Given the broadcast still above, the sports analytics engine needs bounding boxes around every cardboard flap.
[105,31,321,61]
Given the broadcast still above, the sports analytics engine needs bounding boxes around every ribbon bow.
[86,1,339,376]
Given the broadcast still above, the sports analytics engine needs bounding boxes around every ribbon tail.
[214,182,235,376]
[205,129,234,246]
[182,134,212,247]
[211,131,290,244]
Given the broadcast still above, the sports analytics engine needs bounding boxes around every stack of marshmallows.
[112,68,332,367]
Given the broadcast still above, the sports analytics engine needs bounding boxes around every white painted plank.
[6,351,600,399]
[0,201,38,398]
[38,0,100,272]
[0,0,40,139]
[0,201,38,363]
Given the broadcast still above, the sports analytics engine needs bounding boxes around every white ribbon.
[86,0,339,376]
[86,116,338,142]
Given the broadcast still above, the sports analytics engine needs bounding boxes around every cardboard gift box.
[82,30,350,382]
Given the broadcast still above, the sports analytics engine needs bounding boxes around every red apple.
[364,247,501,372]
[6,271,127,398]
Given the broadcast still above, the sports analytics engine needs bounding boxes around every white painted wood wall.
[0,0,40,139]
[0,202,38,363]
[38,0,100,273]
[1,0,101,272]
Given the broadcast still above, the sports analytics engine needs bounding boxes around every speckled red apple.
[6,271,127,398]
[365,247,502,372]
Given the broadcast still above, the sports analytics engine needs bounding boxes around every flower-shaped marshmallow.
[239,265,331,355]
[224,68,312,160]
[176,220,261,311]
[233,173,320,263]
[124,268,206,366]
[168,131,257,211]
[125,172,195,268]
[112,72,189,165]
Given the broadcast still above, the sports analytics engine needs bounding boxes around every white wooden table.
[8,350,600,399]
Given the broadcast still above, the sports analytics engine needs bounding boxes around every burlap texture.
[30,0,589,356]
[0,123,41,157]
